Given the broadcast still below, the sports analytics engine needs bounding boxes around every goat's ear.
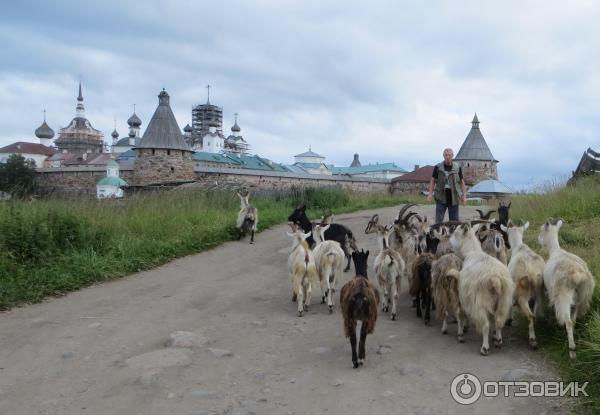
[469,223,479,234]
[523,221,530,231]
[364,250,369,258]
[322,224,331,232]
[286,232,294,238]
[507,202,511,209]
[500,224,507,233]
[556,219,563,229]
[304,231,312,239]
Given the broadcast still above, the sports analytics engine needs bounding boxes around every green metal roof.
[97,176,129,187]
[330,163,407,175]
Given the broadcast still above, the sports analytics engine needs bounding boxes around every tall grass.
[0,187,420,309]
[509,175,600,413]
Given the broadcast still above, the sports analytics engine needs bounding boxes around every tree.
[0,154,37,197]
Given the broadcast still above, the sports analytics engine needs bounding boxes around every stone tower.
[132,89,195,186]
[454,114,498,186]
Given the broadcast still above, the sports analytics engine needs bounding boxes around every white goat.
[373,225,405,320]
[450,223,515,356]
[287,226,318,317]
[500,221,545,349]
[538,219,596,359]
[236,192,258,244]
[312,223,345,312]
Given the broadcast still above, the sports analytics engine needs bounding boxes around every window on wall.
[167,150,171,156]
[152,149,155,155]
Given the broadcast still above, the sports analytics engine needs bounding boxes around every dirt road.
[0,205,571,414]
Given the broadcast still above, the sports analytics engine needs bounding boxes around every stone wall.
[389,181,428,195]
[132,149,195,186]
[36,165,392,196]
[457,160,498,186]
[36,167,134,196]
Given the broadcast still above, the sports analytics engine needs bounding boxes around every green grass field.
[0,186,420,309]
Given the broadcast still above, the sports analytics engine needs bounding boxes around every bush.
[0,154,37,197]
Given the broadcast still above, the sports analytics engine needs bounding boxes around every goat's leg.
[424,288,431,325]
[350,329,359,368]
[391,277,399,320]
[415,291,422,318]
[344,252,351,272]
[358,321,367,365]
[566,319,576,359]
[381,284,389,313]
[481,318,491,356]
[456,306,465,342]
[441,311,448,334]
[250,229,255,244]
[326,273,334,313]
[517,296,537,349]
[304,279,312,311]
[295,277,304,317]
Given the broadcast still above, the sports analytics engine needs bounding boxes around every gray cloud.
[1,0,599,189]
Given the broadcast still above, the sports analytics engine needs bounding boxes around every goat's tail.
[347,232,358,252]
[383,252,393,267]
[488,276,503,315]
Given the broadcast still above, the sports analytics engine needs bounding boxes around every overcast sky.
[1,0,599,188]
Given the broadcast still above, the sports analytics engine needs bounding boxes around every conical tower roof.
[135,89,191,151]
[455,113,497,162]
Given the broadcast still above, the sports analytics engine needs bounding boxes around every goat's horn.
[397,203,417,222]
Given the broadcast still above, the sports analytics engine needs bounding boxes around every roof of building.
[193,152,290,172]
[58,116,103,136]
[0,141,58,156]
[62,153,115,166]
[114,136,139,147]
[455,114,497,162]
[391,165,435,183]
[467,179,513,195]
[106,159,119,167]
[294,149,324,158]
[35,121,55,139]
[330,163,406,175]
[97,176,128,187]
[350,153,361,167]
[136,89,192,151]
[294,162,329,170]
[127,112,142,127]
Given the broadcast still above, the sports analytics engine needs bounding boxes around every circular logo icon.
[450,373,482,405]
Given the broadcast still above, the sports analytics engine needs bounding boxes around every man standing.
[427,148,467,224]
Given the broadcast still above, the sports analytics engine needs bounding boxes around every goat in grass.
[538,218,595,359]
[236,191,258,244]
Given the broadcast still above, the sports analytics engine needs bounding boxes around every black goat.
[409,233,438,324]
[340,250,379,368]
[288,205,357,272]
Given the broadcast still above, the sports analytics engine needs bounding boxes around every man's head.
[443,148,454,165]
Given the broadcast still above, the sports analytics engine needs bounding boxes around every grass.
[507,174,600,413]
[0,186,422,310]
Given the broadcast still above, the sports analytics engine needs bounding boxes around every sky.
[1,0,599,189]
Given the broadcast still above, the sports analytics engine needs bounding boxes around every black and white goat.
[288,205,357,271]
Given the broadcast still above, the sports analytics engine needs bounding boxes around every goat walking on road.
[340,250,379,368]
[236,192,258,244]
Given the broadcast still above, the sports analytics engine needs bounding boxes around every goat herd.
[235,193,596,369]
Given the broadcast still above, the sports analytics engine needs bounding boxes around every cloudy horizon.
[1,0,598,189]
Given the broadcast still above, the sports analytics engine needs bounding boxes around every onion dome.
[35,120,55,139]
[231,122,241,133]
[127,112,142,127]
[111,129,119,139]
[183,124,192,133]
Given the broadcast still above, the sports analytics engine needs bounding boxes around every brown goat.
[340,250,379,368]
